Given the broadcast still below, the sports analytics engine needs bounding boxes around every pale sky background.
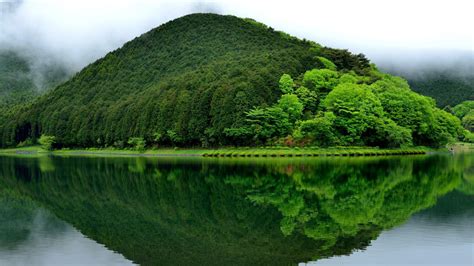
[0,0,473,73]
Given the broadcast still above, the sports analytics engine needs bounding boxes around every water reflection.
[0,190,133,265]
[0,154,471,265]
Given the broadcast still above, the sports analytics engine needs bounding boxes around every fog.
[0,0,473,84]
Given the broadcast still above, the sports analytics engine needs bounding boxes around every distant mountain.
[0,51,39,108]
[0,50,67,108]
[406,74,473,108]
[381,54,474,107]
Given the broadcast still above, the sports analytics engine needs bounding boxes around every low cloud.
[0,0,472,85]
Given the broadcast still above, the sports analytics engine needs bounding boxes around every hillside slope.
[1,14,326,147]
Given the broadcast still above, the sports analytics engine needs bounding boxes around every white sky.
[0,0,473,71]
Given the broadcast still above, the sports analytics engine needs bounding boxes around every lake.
[0,153,472,265]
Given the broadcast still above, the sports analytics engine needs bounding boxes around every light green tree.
[303,69,339,93]
[317,56,337,70]
[279,74,295,94]
[38,135,56,151]
[277,94,304,124]
[323,83,384,145]
[127,137,146,152]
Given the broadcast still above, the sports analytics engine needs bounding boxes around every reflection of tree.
[226,156,461,246]
[0,154,465,265]
[456,153,474,195]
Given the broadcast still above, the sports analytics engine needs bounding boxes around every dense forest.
[0,14,469,149]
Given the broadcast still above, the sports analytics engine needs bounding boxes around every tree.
[297,112,338,146]
[452,101,474,132]
[277,94,303,124]
[303,69,339,93]
[279,74,295,94]
[323,83,384,145]
[295,86,318,112]
[38,135,56,151]
[370,74,438,145]
[462,110,474,132]
[316,56,336,70]
[246,106,292,142]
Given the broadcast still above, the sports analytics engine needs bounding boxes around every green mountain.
[0,14,464,148]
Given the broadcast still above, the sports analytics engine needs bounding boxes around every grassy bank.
[0,145,432,158]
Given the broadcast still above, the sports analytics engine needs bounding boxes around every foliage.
[127,137,146,152]
[452,101,474,119]
[296,112,337,146]
[316,56,337,71]
[277,94,304,123]
[452,101,474,133]
[226,64,463,148]
[295,86,318,113]
[319,47,371,75]
[38,135,56,151]
[303,69,339,93]
[462,110,474,132]
[279,74,295,94]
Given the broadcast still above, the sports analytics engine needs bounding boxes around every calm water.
[0,153,472,266]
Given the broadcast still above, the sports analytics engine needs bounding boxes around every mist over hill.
[378,51,474,107]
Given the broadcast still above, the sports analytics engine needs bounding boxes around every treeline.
[0,14,466,149]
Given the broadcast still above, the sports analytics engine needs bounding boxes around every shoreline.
[0,146,435,158]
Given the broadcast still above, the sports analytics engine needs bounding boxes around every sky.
[0,0,473,75]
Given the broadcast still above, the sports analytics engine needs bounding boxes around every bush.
[127,137,146,152]
[17,138,33,148]
[38,135,56,151]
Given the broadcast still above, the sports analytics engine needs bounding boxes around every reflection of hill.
[0,189,68,250]
[415,190,474,222]
[0,155,463,265]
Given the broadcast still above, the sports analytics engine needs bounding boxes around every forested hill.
[0,13,465,148]
[0,14,326,147]
[0,50,67,108]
